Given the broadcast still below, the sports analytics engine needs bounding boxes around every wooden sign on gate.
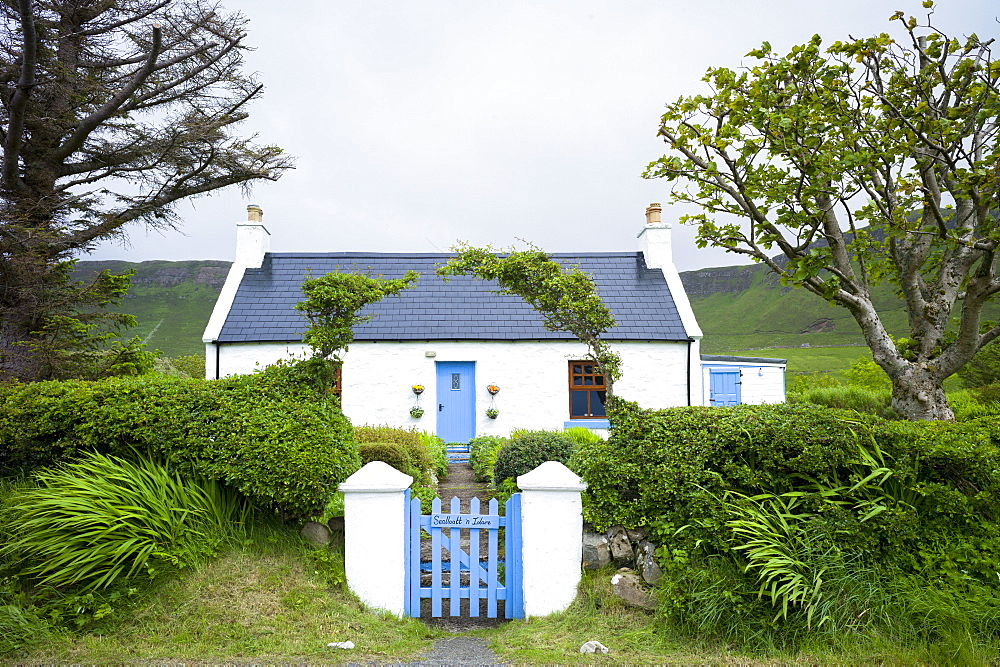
[430,513,501,528]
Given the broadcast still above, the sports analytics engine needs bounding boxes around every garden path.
[418,461,508,631]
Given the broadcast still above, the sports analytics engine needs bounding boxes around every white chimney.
[637,202,671,270]
[635,203,704,402]
[202,205,273,369]
[235,204,270,269]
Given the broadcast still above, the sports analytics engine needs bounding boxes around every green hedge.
[0,363,360,519]
[354,424,438,485]
[493,430,576,484]
[358,443,416,478]
[574,402,860,531]
[575,399,1000,581]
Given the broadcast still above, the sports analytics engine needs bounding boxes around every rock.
[637,541,663,586]
[582,532,611,569]
[579,640,610,654]
[327,641,355,649]
[301,521,331,545]
[607,525,635,564]
[327,516,345,533]
[626,527,648,544]
[610,571,657,610]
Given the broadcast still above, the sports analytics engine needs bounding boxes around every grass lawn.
[735,345,872,377]
[12,552,948,665]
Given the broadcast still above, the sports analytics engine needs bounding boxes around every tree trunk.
[888,366,954,421]
[0,312,42,382]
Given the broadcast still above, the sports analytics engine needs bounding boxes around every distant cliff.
[72,260,232,357]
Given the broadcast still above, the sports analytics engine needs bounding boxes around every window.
[331,364,342,401]
[568,361,606,418]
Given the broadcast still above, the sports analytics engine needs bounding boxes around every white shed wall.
[701,361,786,405]
[207,339,697,435]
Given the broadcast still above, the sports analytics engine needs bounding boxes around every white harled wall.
[206,338,698,435]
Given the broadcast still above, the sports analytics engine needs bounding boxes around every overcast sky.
[86,0,997,272]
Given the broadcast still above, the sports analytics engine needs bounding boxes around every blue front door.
[709,369,741,406]
[436,362,476,443]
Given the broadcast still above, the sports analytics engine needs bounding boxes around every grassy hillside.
[72,260,230,358]
[683,263,1000,356]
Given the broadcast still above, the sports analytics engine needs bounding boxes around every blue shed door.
[436,362,476,443]
[709,369,741,406]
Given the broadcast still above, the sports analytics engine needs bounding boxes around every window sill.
[564,419,610,429]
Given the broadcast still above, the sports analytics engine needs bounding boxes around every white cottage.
[203,203,782,440]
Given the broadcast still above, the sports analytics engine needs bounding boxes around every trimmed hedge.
[0,363,360,519]
[573,402,861,531]
[358,442,416,478]
[354,425,438,485]
[574,399,1000,582]
[493,430,576,484]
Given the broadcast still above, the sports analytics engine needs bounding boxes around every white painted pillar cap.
[517,461,587,491]
[339,461,413,493]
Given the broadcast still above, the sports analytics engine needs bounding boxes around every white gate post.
[517,461,588,617]
[339,461,413,617]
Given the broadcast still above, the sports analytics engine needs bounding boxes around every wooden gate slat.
[469,497,481,617]
[487,497,499,618]
[431,496,443,617]
[449,496,462,617]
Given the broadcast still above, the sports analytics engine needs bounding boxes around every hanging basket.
[485,408,499,419]
[487,384,500,395]
[412,384,425,395]
[409,406,425,418]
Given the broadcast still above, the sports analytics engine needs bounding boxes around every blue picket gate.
[405,492,523,619]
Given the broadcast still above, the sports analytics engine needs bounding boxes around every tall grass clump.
[564,426,604,446]
[468,435,508,483]
[788,385,895,419]
[419,431,448,478]
[2,452,246,591]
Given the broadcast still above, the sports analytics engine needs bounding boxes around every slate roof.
[701,354,787,364]
[216,252,692,343]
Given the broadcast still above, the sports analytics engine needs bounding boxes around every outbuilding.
[701,354,787,406]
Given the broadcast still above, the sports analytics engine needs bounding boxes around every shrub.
[1,452,245,591]
[581,399,1000,644]
[358,443,417,479]
[575,401,863,533]
[493,430,575,485]
[354,425,438,485]
[469,435,508,483]
[354,424,420,447]
[843,357,891,390]
[0,362,360,519]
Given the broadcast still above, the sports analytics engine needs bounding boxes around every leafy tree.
[295,271,419,364]
[0,0,292,381]
[436,243,622,393]
[644,4,1000,420]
